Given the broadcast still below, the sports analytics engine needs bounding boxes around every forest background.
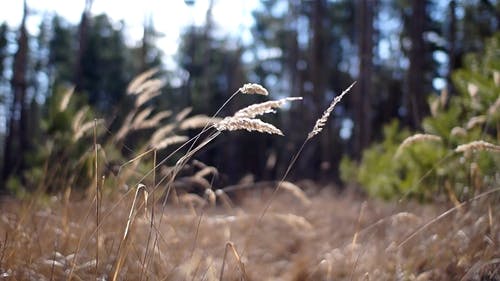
[0,0,498,195]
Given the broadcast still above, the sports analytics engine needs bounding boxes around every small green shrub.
[342,33,500,201]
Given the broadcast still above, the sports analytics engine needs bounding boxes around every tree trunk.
[311,0,330,178]
[407,0,427,129]
[353,0,375,158]
[446,0,456,100]
[3,0,29,183]
[74,0,93,91]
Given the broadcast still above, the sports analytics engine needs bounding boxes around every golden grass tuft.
[280,181,311,206]
[153,135,189,150]
[234,97,302,119]
[238,83,269,96]
[73,119,104,141]
[451,126,467,137]
[59,86,74,112]
[466,115,487,130]
[126,67,160,95]
[488,97,500,116]
[455,140,500,153]
[215,117,284,135]
[395,133,443,156]
[180,115,222,130]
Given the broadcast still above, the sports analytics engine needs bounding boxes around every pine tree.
[3,1,30,183]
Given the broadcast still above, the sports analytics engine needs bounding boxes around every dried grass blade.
[219,242,248,281]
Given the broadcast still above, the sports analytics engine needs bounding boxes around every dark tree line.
[0,0,498,191]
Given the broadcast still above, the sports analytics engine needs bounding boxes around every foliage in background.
[1,1,500,191]
[7,69,215,195]
[341,33,500,201]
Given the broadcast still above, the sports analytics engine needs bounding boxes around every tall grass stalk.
[93,118,100,276]
[111,184,148,281]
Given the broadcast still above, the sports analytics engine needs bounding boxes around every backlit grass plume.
[308,81,356,140]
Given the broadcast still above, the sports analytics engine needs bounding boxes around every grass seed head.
[127,68,160,95]
[455,140,500,153]
[215,117,284,135]
[180,115,221,130]
[239,83,269,96]
[153,135,189,150]
[234,97,302,119]
[396,133,442,157]
[308,82,355,140]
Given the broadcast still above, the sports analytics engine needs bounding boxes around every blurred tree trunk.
[353,0,375,158]
[311,0,330,178]
[74,0,92,91]
[446,0,457,99]
[202,0,214,112]
[406,0,427,128]
[3,1,29,182]
[0,23,7,79]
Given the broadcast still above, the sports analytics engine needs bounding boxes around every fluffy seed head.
[239,83,269,96]
[180,115,222,130]
[280,181,311,206]
[488,97,500,117]
[59,87,74,112]
[450,127,467,137]
[153,135,188,150]
[467,83,479,98]
[234,97,302,119]
[466,115,487,130]
[455,140,500,153]
[127,68,159,95]
[396,134,442,157]
[214,117,283,135]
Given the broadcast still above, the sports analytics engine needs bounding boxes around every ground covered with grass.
[0,185,499,280]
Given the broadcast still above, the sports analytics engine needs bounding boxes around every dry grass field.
[0,185,498,280]
[0,76,498,280]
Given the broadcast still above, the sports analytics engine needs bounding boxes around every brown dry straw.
[141,83,283,275]
[241,82,355,259]
[111,184,149,281]
[219,242,248,281]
